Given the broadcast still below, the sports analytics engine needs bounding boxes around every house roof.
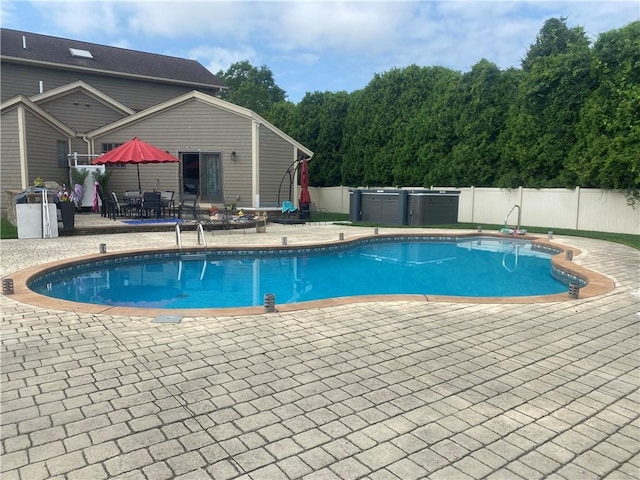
[1,28,226,90]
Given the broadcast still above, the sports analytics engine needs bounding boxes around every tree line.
[217,18,639,195]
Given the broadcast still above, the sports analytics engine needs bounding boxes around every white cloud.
[28,1,121,37]
[187,44,258,73]
[124,1,247,38]
[268,1,415,53]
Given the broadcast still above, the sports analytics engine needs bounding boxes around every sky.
[2,0,638,103]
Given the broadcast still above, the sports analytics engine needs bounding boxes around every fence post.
[575,186,581,230]
[470,186,475,224]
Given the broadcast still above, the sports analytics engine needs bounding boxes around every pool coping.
[3,233,615,317]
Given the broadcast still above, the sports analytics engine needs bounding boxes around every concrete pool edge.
[3,233,616,317]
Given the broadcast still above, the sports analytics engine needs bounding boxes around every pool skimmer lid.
[152,315,183,324]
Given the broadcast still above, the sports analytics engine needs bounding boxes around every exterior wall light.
[231,151,237,161]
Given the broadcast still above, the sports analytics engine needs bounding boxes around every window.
[101,143,125,168]
[101,143,122,153]
[57,140,69,167]
[69,48,93,59]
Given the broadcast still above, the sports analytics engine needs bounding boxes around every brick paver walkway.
[1,219,638,479]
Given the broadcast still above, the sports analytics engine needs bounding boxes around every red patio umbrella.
[299,157,311,206]
[92,137,179,191]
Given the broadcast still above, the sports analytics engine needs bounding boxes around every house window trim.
[57,140,69,168]
[101,143,125,168]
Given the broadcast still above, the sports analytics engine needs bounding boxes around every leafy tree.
[445,60,520,186]
[264,100,296,135]
[214,19,639,193]
[522,17,590,71]
[499,18,594,187]
[291,91,350,187]
[567,21,640,191]
[395,68,461,187]
[216,60,286,115]
[342,65,460,186]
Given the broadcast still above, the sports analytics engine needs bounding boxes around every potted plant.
[69,167,89,209]
[57,185,75,229]
[92,169,112,215]
[92,169,112,192]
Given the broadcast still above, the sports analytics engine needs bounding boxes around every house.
[0,28,313,219]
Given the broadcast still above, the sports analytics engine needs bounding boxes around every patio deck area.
[1,212,638,480]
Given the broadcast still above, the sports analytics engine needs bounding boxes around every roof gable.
[1,28,226,90]
[87,91,313,157]
[1,95,76,136]
[29,80,134,116]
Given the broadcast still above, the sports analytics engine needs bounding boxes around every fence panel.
[521,188,579,230]
[308,186,349,214]
[314,186,638,235]
[463,188,521,225]
[578,189,639,234]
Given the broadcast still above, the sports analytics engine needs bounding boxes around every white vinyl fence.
[309,186,639,235]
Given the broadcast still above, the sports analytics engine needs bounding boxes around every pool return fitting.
[568,283,580,299]
[3,278,14,295]
[264,293,276,313]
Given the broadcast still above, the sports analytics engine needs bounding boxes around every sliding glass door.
[181,152,223,202]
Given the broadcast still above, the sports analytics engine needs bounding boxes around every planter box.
[59,202,75,229]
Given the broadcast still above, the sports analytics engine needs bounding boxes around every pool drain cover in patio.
[152,315,183,324]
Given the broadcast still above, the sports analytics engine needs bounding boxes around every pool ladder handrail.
[504,204,522,234]
[175,222,208,255]
[175,222,208,280]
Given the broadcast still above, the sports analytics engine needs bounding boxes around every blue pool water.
[30,237,569,309]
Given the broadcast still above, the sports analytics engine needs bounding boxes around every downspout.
[83,136,92,158]
[17,105,28,188]
[252,120,260,208]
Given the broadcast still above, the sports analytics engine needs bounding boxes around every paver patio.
[1,216,638,479]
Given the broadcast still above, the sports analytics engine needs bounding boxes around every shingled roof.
[1,28,226,90]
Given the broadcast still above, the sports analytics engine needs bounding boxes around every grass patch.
[1,218,18,239]
[311,211,349,223]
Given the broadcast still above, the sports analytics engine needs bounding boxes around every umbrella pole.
[137,165,141,191]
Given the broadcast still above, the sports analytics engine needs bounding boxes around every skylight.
[69,48,93,59]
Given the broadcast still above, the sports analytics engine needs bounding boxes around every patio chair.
[140,191,163,219]
[178,194,199,220]
[160,190,175,217]
[111,192,136,217]
[103,193,118,221]
[95,183,108,218]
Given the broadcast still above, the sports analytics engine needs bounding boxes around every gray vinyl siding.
[1,108,22,214]
[24,110,72,186]
[1,63,214,111]
[36,90,127,133]
[70,138,90,159]
[259,127,296,206]
[93,99,253,199]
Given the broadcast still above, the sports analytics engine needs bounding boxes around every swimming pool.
[28,235,582,310]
